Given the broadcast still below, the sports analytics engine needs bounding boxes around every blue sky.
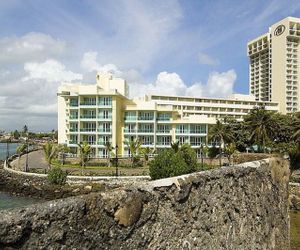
[0,0,300,131]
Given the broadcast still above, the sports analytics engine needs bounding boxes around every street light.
[25,136,29,172]
[6,138,10,161]
[115,145,119,177]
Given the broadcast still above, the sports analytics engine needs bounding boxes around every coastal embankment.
[0,158,290,249]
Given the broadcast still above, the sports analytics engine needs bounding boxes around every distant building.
[248,16,300,113]
[57,73,278,157]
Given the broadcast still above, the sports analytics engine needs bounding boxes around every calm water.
[0,192,39,210]
[0,142,20,160]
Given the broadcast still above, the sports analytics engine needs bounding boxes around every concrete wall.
[0,158,290,249]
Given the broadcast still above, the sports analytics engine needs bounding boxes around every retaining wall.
[0,158,290,249]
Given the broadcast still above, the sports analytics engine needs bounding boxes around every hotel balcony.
[98,115,112,121]
[97,128,112,134]
[124,129,136,134]
[80,128,96,133]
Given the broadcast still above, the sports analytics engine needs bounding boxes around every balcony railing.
[98,116,112,120]
[69,128,78,132]
[69,141,78,145]
[176,130,189,134]
[124,117,137,121]
[80,102,96,106]
[156,130,170,134]
[97,141,112,146]
[80,129,96,132]
[69,116,78,120]
[138,129,154,133]
[124,129,136,133]
[190,130,206,134]
[80,115,96,119]
[97,128,111,133]
[138,116,154,121]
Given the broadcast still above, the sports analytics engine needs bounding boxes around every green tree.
[23,125,28,137]
[43,142,57,170]
[125,138,142,163]
[57,144,70,165]
[224,142,237,166]
[13,130,20,140]
[141,147,155,167]
[244,106,276,153]
[105,142,114,167]
[209,120,234,166]
[77,142,91,169]
[16,144,27,159]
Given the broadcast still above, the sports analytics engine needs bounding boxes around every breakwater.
[0,158,290,249]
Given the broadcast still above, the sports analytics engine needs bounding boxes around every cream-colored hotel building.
[58,16,300,157]
[248,16,300,113]
[58,73,278,157]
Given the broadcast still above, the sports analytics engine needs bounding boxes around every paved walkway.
[11,150,48,171]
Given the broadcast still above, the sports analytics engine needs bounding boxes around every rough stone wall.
[0,158,290,250]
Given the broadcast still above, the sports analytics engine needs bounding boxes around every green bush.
[47,166,68,185]
[208,146,219,159]
[149,145,197,180]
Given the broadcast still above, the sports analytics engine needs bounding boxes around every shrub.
[149,145,197,180]
[208,146,219,159]
[47,166,67,185]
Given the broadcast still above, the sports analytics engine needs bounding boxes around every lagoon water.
[0,192,39,210]
[0,142,20,160]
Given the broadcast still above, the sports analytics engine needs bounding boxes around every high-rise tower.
[248,17,300,113]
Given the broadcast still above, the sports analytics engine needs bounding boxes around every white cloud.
[23,59,82,82]
[129,70,236,98]
[81,51,121,75]
[198,52,219,65]
[0,32,67,65]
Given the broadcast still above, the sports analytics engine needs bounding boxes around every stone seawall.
[0,158,290,249]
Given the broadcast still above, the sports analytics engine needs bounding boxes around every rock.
[83,185,92,191]
[114,192,143,227]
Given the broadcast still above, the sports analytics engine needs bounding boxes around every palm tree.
[105,142,114,167]
[199,144,209,168]
[77,142,91,169]
[244,106,275,153]
[171,141,180,153]
[125,138,142,163]
[209,120,234,166]
[43,142,57,170]
[57,144,70,165]
[224,142,236,166]
[141,147,155,167]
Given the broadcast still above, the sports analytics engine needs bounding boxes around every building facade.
[248,16,300,113]
[58,73,278,157]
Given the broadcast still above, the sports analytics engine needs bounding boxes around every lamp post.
[115,145,119,177]
[25,136,29,172]
[6,138,10,161]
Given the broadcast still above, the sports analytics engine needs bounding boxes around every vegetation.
[149,144,197,180]
[105,142,114,167]
[43,142,57,170]
[209,120,234,166]
[77,142,91,168]
[16,144,27,159]
[124,138,142,165]
[141,147,155,167]
[47,166,67,185]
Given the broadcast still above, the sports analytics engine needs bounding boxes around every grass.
[51,161,150,176]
